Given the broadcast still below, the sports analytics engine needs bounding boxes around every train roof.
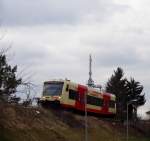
[44,79,65,83]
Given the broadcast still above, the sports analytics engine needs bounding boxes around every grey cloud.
[13,46,51,65]
[1,0,129,26]
[95,51,139,67]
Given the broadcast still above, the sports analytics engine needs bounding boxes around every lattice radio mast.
[87,54,94,87]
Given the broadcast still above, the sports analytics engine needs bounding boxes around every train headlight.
[52,96,61,100]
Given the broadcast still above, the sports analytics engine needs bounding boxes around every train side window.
[69,89,78,100]
[87,95,103,106]
[99,99,104,106]
[109,100,115,108]
[66,84,69,91]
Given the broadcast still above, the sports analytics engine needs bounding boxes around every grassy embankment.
[0,103,149,141]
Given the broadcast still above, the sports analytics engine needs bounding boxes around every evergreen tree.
[106,67,128,120]
[0,53,22,101]
[126,78,146,119]
[106,67,146,121]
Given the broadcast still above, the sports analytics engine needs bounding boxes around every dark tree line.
[106,67,146,121]
[0,50,22,102]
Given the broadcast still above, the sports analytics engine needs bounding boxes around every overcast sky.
[0,0,150,118]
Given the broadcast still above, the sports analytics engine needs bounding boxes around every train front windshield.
[43,82,64,96]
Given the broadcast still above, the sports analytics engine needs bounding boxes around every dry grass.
[0,103,149,141]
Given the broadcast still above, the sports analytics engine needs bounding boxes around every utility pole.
[126,100,137,141]
[84,91,88,141]
[127,102,129,141]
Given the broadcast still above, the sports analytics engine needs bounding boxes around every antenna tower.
[87,54,94,87]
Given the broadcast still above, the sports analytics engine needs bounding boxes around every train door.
[75,85,87,111]
[101,95,110,113]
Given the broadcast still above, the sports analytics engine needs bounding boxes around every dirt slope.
[0,103,149,141]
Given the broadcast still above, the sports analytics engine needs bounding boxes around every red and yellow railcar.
[40,79,116,116]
